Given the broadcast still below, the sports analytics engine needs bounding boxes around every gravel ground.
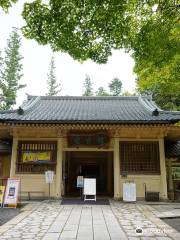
[0,204,25,226]
[162,217,180,233]
[0,208,20,226]
[150,203,180,233]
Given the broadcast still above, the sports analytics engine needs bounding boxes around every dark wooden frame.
[120,141,160,174]
[16,141,57,174]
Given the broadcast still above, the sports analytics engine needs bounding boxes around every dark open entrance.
[63,151,113,197]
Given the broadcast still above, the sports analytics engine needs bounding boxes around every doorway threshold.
[61,198,110,205]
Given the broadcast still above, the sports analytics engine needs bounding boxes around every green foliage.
[2,1,179,109]
[0,28,25,110]
[46,56,61,96]
[109,78,122,96]
[95,87,109,96]
[20,1,146,63]
[175,121,180,126]
[0,51,2,69]
[121,91,136,96]
[82,74,93,96]
[21,1,179,64]
[135,9,180,110]
[136,54,180,110]
[0,0,17,11]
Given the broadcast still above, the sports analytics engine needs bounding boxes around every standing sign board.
[83,178,96,201]
[4,178,20,208]
[0,186,5,207]
[123,182,136,202]
[45,171,54,199]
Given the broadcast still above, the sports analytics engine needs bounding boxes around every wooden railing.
[16,162,56,174]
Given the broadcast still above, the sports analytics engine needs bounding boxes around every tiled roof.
[165,141,180,158]
[0,95,179,124]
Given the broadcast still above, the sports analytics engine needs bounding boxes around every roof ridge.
[28,95,139,100]
[0,109,16,114]
[17,96,41,115]
[138,95,163,116]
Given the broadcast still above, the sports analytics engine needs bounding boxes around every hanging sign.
[68,132,109,148]
[0,186,5,206]
[4,178,20,207]
[22,152,51,163]
[45,171,54,184]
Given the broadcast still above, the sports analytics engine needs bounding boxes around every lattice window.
[16,141,57,174]
[120,142,160,174]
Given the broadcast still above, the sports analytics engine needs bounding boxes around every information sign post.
[45,171,54,199]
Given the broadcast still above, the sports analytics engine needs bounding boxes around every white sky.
[0,1,136,107]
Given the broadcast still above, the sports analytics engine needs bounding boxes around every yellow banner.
[0,186,5,204]
[22,152,51,163]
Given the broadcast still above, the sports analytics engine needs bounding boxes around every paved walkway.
[112,201,180,240]
[0,201,180,240]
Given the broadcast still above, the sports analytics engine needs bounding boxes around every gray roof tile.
[0,95,180,123]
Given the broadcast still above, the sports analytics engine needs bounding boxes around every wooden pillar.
[10,138,18,177]
[107,152,112,195]
[56,138,63,199]
[159,138,168,200]
[114,138,120,199]
[168,158,174,200]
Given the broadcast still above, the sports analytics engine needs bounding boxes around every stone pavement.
[112,201,180,240]
[149,203,180,218]
[0,200,180,240]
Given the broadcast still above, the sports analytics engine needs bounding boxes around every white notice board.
[83,178,96,196]
[123,182,136,202]
[45,171,54,184]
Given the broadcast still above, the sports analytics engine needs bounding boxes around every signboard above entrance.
[68,131,109,148]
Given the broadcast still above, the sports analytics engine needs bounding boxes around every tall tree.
[109,78,122,96]
[0,51,2,75]
[0,51,3,103]
[0,28,25,110]
[95,87,109,96]
[82,75,93,96]
[46,57,61,96]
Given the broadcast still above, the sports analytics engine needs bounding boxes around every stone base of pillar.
[113,196,121,201]
[55,196,62,200]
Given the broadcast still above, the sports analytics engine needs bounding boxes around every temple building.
[0,95,180,200]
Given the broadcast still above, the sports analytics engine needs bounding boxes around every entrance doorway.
[63,151,113,197]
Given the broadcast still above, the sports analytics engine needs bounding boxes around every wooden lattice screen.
[120,142,160,174]
[16,141,57,174]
